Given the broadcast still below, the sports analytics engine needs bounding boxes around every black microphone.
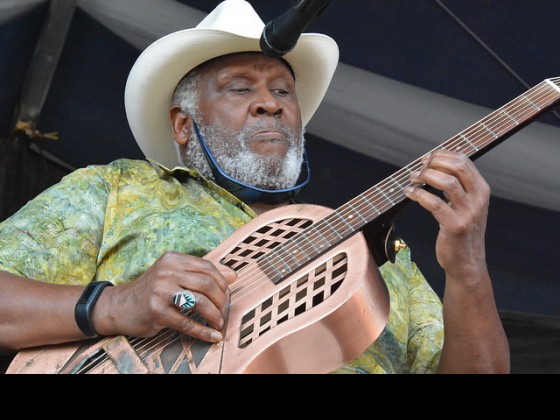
[260,0,332,57]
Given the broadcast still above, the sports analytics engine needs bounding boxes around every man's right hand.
[92,251,237,343]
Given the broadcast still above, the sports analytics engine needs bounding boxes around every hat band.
[192,121,309,205]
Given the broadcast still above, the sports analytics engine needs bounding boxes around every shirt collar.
[147,159,257,218]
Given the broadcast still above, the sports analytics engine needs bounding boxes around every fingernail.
[211,331,223,342]
[403,186,414,196]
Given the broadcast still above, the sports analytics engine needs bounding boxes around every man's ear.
[169,106,192,146]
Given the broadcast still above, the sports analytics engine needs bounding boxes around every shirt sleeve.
[0,165,111,285]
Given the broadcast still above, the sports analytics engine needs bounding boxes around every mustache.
[241,120,294,140]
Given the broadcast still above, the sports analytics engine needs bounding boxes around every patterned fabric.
[0,158,443,373]
[331,248,443,374]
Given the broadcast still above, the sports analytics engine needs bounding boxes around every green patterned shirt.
[0,158,443,373]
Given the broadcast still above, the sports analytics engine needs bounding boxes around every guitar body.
[7,204,390,374]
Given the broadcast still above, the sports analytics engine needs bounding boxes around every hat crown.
[196,0,264,37]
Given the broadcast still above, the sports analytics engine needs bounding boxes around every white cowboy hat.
[124,0,339,169]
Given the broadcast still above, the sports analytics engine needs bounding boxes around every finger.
[177,254,230,293]
[173,269,229,316]
[159,252,229,309]
[423,151,490,210]
[172,290,196,311]
[411,167,466,205]
[421,150,483,194]
[172,289,226,331]
[412,152,472,208]
[214,262,238,285]
[403,184,452,221]
[168,307,224,343]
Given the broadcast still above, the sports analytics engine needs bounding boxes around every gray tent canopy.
[1,0,559,373]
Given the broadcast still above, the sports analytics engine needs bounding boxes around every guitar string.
[163,80,560,364]
[128,79,560,369]
[81,307,213,373]
[227,82,559,305]
[128,81,560,365]
[226,80,560,305]
[76,322,183,373]
[230,77,557,299]
[75,78,560,373]
[86,79,560,373]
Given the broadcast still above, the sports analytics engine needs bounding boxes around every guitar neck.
[261,77,560,284]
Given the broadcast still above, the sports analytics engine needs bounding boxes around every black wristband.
[74,281,113,338]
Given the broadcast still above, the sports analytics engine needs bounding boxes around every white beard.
[180,120,305,190]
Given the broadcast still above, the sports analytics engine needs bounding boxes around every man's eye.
[274,89,289,96]
[231,88,249,93]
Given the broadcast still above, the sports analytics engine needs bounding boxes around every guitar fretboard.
[256,77,560,284]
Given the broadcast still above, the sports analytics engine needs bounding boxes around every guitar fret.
[305,225,330,252]
[266,259,286,281]
[274,249,295,274]
[459,134,479,152]
[481,123,498,139]
[403,164,418,179]
[501,109,519,125]
[298,230,319,255]
[285,240,314,268]
[373,185,395,205]
[346,201,368,224]
[389,175,405,194]
[289,238,308,256]
[363,193,382,217]
[323,218,344,240]
[522,94,541,110]
[332,211,356,233]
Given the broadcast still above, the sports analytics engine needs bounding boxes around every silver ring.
[173,290,196,310]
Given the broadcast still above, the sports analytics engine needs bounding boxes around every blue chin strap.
[192,121,310,205]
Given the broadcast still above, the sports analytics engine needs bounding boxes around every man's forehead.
[190,52,295,80]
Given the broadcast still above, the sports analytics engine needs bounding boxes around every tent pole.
[9,0,77,167]
[17,0,77,124]
[1,0,77,220]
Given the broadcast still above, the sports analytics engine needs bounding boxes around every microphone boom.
[260,0,332,57]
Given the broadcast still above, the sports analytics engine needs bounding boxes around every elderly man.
[0,0,508,374]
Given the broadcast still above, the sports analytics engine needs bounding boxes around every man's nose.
[250,89,282,117]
